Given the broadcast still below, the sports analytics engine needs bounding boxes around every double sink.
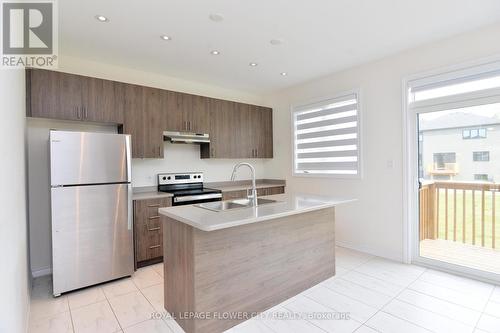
[196,198,279,212]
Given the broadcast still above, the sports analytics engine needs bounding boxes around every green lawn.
[435,189,500,247]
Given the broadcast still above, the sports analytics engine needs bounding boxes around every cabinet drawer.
[135,219,163,262]
[133,197,171,264]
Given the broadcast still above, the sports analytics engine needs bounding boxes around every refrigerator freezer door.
[51,183,134,295]
[50,131,131,186]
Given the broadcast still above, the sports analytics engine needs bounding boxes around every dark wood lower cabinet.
[221,186,285,201]
[133,197,172,268]
[26,68,273,160]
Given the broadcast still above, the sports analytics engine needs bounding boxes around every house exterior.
[419,111,500,182]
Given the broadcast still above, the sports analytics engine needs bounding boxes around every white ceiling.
[60,0,500,94]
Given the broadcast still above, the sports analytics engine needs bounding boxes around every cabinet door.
[142,87,164,158]
[122,84,145,158]
[205,99,239,158]
[28,69,83,120]
[27,69,60,118]
[134,197,171,265]
[84,77,124,124]
[163,91,187,132]
[238,103,255,158]
[190,95,210,133]
[259,107,274,158]
[58,72,85,121]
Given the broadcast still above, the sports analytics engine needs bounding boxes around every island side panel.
[163,216,196,333]
[193,207,336,333]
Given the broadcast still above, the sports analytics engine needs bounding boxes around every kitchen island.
[159,193,354,333]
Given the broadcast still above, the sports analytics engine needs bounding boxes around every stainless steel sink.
[195,198,279,212]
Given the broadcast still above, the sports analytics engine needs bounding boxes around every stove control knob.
[162,176,166,180]
[167,176,171,180]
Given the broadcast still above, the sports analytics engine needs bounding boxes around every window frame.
[474,174,489,181]
[473,151,490,162]
[291,88,362,179]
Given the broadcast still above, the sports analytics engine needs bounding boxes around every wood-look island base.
[162,207,336,333]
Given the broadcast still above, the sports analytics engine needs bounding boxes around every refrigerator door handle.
[128,184,133,231]
[125,135,132,182]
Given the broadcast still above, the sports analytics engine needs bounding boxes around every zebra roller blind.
[293,92,360,176]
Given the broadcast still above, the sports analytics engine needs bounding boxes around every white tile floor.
[28,247,500,333]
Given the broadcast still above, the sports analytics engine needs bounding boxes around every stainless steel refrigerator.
[50,130,134,296]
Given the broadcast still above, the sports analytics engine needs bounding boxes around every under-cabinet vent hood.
[163,131,210,144]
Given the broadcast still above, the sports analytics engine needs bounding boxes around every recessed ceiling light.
[210,50,220,55]
[280,72,287,76]
[95,15,109,22]
[209,13,224,22]
[249,62,258,67]
[270,39,283,46]
[160,35,172,41]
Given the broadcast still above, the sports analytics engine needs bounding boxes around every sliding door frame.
[402,55,500,285]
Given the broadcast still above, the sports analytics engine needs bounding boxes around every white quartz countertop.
[159,193,356,231]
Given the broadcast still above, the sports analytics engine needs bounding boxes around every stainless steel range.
[158,172,222,205]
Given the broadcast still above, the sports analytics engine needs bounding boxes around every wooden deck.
[420,239,500,275]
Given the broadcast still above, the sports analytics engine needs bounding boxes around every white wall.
[27,55,271,275]
[263,23,500,261]
[0,70,29,332]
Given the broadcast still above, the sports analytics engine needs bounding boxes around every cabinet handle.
[76,107,80,120]
[255,148,258,157]
[84,106,88,119]
[188,121,191,131]
[147,204,160,207]
[148,227,160,231]
[183,121,187,131]
[149,245,161,249]
[148,216,160,220]
[158,145,161,156]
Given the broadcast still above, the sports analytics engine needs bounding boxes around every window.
[463,128,487,139]
[292,91,360,177]
[412,73,500,102]
[433,153,456,169]
[473,151,490,162]
[408,61,500,115]
[474,174,489,181]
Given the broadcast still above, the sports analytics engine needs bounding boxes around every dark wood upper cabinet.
[84,77,124,124]
[260,106,274,158]
[201,99,238,158]
[248,105,273,158]
[122,84,145,158]
[162,90,185,132]
[26,68,273,159]
[143,87,164,158]
[122,85,164,159]
[27,68,124,124]
[163,91,210,133]
[190,95,210,133]
[27,69,83,121]
[201,100,273,159]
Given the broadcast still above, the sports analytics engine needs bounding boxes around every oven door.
[173,193,222,206]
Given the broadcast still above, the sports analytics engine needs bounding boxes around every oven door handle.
[174,193,222,203]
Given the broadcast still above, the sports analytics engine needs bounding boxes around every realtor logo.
[1,0,58,68]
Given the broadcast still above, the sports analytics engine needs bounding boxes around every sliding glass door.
[407,60,500,280]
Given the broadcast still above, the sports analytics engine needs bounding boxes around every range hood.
[163,131,210,144]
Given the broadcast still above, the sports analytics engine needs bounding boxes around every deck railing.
[419,181,500,248]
